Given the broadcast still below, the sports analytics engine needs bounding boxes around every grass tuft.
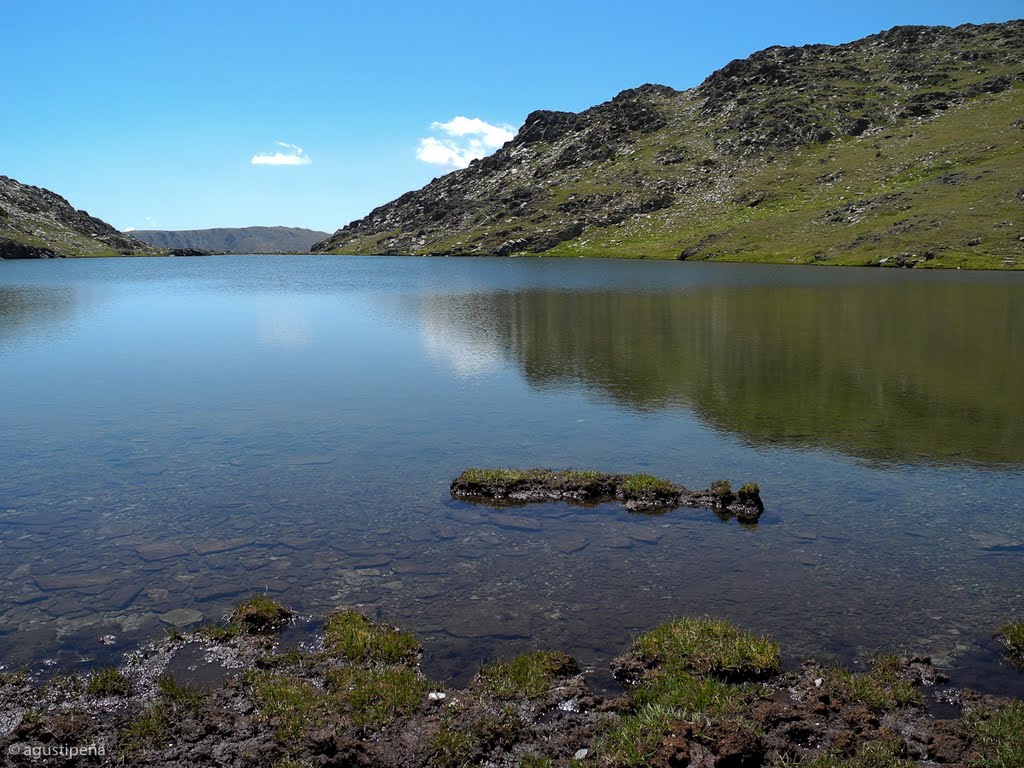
[247,671,328,743]
[430,724,478,767]
[323,609,420,665]
[738,482,760,498]
[156,674,208,716]
[477,650,575,699]
[119,705,169,755]
[710,479,734,504]
[802,736,914,767]
[632,617,780,680]
[199,623,240,642]
[997,619,1024,664]
[829,655,923,711]
[326,666,427,725]
[970,701,1024,768]
[630,668,752,717]
[457,468,530,485]
[621,473,677,495]
[86,667,132,697]
[599,702,682,767]
[230,595,293,635]
[520,756,556,768]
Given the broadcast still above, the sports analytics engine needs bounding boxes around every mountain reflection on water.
[414,281,1023,466]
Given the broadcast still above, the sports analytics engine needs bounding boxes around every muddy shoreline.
[2,601,1022,767]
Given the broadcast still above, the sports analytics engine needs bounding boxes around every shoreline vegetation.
[1,598,1022,767]
[450,469,764,522]
[4,245,1024,271]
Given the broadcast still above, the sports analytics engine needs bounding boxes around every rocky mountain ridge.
[313,20,1024,268]
[129,226,330,254]
[0,176,155,259]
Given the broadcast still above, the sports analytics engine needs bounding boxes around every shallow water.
[1,256,1022,691]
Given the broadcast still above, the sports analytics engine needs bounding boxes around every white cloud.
[251,141,312,166]
[416,116,515,170]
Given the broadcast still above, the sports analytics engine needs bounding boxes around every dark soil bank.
[1,603,1022,767]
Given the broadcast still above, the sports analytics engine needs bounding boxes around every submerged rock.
[158,608,203,627]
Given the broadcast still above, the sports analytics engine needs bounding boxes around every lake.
[1,255,1022,692]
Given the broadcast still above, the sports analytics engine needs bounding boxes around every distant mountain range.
[0,177,328,258]
[129,227,330,254]
[313,20,1023,269]
[0,175,154,258]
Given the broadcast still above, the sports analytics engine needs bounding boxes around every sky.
[2,1,1021,234]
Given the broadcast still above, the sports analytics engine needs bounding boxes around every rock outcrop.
[0,176,155,258]
[313,21,1024,269]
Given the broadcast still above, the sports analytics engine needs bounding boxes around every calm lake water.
[1,256,1022,691]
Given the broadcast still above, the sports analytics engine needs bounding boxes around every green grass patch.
[428,704,523,766]
[477,650,573,699]
[830,655,923,711]
[630,668,753,717]
[710,479,734,503]
[801,736,915,768]
[520,756,556,768]
[457,467,531,485]
[156,674,208,716]
[86,667,132,697]
[273,759,315,768]
[599,702,684,767]
[454,467,622,495]
[119,705,170,755]
[602,667,759,766]
[323,609,420,665]
[621,473,677,495]
[429,724,478,767]
[247,671,328,743]
[997,619,1024,664]
[0,669,27,686]
[118,677,204,756]
[198,623,241,642]
[230,594,293,634]
[603,619,768,766]
[632,617,780,680]
[325,665,427,725]
[970,700,1024,768]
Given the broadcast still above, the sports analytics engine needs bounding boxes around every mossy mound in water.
[451,467,764,521]
[228,594,294,635]
[999,619,1024,666]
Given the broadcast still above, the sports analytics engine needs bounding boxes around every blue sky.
[3,1,1020,234]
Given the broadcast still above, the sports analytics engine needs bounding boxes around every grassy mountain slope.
[313,21,1024,269]
[129,226,330,254]
[0,176,157,258]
